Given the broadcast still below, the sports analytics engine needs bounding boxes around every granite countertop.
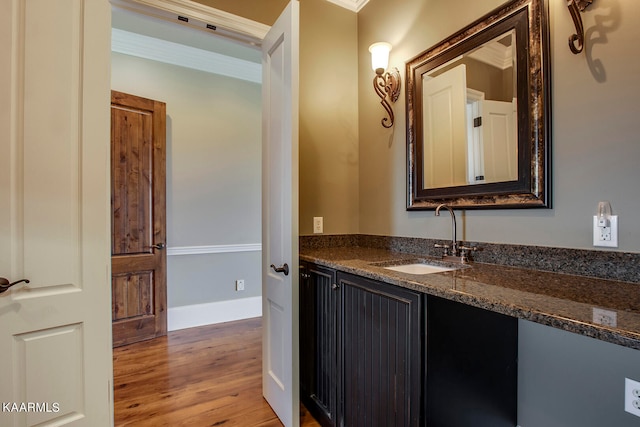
[300,246,640,350]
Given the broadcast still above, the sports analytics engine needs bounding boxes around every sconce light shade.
[369,42,401,128]
[369,42,392,73]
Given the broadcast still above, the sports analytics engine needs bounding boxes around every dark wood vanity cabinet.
[300,262,517,427]
[300,262,338,426]
[300,263,422,427]
[338,272,423,427]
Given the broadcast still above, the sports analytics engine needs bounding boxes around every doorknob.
[0,278,30,294]
[270,263,289,276]
[146,243,165,250]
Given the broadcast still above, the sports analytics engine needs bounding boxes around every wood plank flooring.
[113,317,320,427]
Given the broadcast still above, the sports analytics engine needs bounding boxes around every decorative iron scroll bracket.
[567,0,594,54]
[373,67,401,128]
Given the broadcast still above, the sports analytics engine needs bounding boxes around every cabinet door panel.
[300,263,338,426]
[338,273,422,427]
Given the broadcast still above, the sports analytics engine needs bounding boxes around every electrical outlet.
[313,217,323,234]
[593,215,618,247]
[625,378,640,417]
[235,279,245,291]
[592,307,617,327]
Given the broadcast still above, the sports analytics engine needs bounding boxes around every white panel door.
[261,2,299,427]
[482,99,518,182]
[0,0,113,426]
[422,64,468,189]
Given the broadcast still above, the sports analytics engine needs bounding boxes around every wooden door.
[110,91,167,347]
[261,1,300,426]
[0,0,113,425]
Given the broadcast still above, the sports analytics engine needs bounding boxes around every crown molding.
[325,0,370,13]
[110,0,270,46]
[112,28,261,83]
[468,41,513,70]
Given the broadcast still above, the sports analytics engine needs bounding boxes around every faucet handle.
[434,243,450,256]
[459,245,479,263]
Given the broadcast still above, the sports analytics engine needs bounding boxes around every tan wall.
[194,0,360,235]
[358,0,640,252]
[298,0,360,235]
[189,0,640,251]
[192,0,289,25]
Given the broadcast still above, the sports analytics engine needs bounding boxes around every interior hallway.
[113,317,319,426]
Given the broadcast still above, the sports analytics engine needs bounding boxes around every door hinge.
[473,116,482,127]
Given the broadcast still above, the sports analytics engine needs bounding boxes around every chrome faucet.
[434,204,477,263]
[435,204,458,257]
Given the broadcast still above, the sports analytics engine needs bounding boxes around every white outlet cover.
[592,307,617,327]
[313,216,323,234]
[626,378,640,417]
[593,215,618,247]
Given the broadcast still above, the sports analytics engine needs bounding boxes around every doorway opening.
[110,0,265,417]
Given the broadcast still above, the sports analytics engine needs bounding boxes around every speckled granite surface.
[300,235,640,350]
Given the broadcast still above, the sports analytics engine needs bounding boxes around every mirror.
[406,0,550,209]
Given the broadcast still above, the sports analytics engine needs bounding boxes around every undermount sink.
[383,263,457,275]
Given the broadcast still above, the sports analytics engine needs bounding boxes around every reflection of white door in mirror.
[420,30,520,190]
[482,99,518,182]
[466,88,485,185]
[422,64,468,189]
[466,95,518,185]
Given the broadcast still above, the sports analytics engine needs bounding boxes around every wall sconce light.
[567,0,594,54]
[369,42,401,128]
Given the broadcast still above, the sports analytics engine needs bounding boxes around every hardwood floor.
[113,317,320,427]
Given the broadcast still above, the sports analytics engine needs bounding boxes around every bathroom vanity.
[298,238,640,427]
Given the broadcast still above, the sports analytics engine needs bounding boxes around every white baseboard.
[168,296,262,331]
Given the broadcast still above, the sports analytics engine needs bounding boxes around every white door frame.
[110,2,300,427]
[110,0,270,45]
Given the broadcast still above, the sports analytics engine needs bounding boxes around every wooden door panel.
[111,105,153,255]
[112,272,154,320]
[111,90,166,348]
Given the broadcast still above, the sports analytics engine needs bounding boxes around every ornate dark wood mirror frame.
[406,0,550,209]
